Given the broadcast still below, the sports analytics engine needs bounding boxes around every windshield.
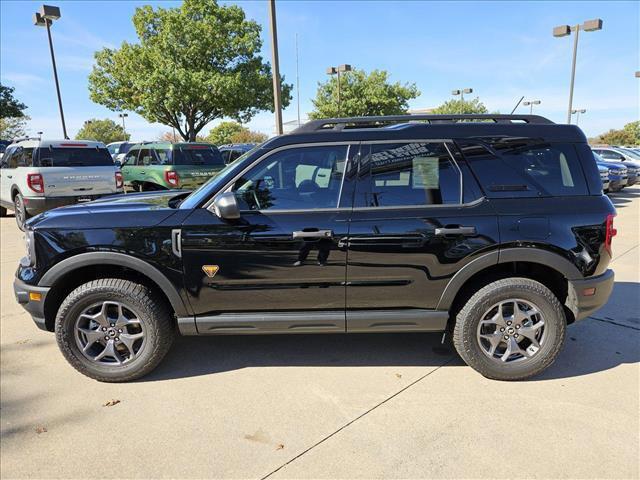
[173,146,224,166]
[38,147,114,167]
[179,145,261,209]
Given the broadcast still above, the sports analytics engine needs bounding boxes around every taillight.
[115,171,123,189]
[27,173,44,193]
[605,213,617,256]
[165,170,179,187]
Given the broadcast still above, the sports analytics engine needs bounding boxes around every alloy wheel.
[74,301,146,366]
[476,298,546,363]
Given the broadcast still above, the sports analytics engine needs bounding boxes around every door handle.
[292,229,333,240]
[139,171,146,174]
[7,175,12,179]
[434,226,476,236]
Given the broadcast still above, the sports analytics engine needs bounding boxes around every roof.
[10,139,107,148]
[262,114,587,149]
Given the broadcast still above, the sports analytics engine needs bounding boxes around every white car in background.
[106,141,135,163]
[0,139,124,230]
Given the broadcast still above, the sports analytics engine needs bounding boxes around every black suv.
[14,115,616,382]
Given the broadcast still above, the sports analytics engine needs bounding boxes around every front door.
[180,143,358,334]
[345,141,499,332]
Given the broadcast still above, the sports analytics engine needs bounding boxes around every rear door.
[37,143,117,197]
[345,140,499,332]
[180,143,358,334]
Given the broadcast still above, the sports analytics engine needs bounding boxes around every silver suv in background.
[0,139,124,230]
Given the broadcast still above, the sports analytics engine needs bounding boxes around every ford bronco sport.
[14,115,616,382]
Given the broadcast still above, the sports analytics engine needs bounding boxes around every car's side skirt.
[177,309,449,336]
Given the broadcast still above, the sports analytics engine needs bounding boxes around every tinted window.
[460,140,589,197]
[156,149,172,165]
[172,146,224,166]
[231,145,348,211]
[355,142,461,207]
[107,144,118,155]
[38,147,114,167]
[2,147,16,168]
[119,143,132,154]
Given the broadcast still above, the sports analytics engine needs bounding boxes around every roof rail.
[292,114,554,133]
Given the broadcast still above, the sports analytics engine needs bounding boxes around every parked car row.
[592,146,640,193]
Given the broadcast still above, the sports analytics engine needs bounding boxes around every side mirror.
[212,192,240,220]
[114,160,122,168]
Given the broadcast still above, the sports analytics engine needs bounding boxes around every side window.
[230,145,348,211]
[156,149,171,165]
[107,144,117,155]
[355,142,461,207]
[17,148,34,167]
[229,150,242,162]
[1,148,15,168]
[123,150,138,166]
[7,147,21,169]
[461,140,588,197]
[137,149,157,166]
[221,150,231,164]
[599,150,623,161]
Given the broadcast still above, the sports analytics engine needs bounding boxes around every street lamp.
[452,88,473,114]
[327,64,352,117]
[571,108,586,125]
[553,18,603,124]
[523,99,541,114]
[118,113,128,139]
[34,5,68,139]
[267,0,283,135]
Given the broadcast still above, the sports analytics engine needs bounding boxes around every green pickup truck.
[119,142,225,191]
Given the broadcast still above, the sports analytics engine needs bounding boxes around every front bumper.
[13,277,51,331]
[567,269,615,321]
[608,178,627,192]
[23,192,123,216]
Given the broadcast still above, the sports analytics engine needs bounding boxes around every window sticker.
[413,156,439,189]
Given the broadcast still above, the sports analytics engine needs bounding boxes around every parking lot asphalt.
[1,187,639,479]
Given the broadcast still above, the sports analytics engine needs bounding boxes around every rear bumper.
[13,276,51,331]
[567,269,615,321]
[23,192,122,216]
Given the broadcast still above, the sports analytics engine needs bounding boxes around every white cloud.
[1,72,46,88]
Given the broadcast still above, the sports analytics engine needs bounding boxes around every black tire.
[453,277,566,381]
[13,193,29,231]
[55,278,175,382]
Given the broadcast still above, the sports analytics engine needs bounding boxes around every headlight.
[22,230,36,267]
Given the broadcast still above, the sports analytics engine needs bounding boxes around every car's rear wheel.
[13,193,30,231]
[55,279,175,382]
[453,277,566,381]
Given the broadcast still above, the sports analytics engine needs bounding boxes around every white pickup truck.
[0,139,123,230]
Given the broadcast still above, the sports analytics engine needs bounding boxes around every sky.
[1,0,638,141]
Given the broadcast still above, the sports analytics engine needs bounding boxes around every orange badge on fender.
[202,265,220,278]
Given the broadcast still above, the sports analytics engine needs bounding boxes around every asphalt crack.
[260,356,455,479]
[589,315,640,331]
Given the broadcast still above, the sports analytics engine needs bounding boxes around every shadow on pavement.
[144,282,639,382]
[609,186,640,209]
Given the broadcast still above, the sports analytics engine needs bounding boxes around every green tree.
[430,97,489,115]
[594,121,640,145]
[75,118,130,144]
[0,116,29,139]
[206,120,266,145]
[0,84,27,119]
[309,69,420,119]
[88,0,291,142]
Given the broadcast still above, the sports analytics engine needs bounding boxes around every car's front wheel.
[55,279,175,382]
[453,277,566,381]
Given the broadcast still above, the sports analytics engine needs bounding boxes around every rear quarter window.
[458,139,589,197]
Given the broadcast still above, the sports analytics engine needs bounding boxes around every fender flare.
[38,252,190,317]
[436,247,582,310]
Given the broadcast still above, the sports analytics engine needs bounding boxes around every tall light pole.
[34,5,68,139]
[553,19,603,124]
[118,113,128,139]
[326,64,352,117]
[452,88,473,114]
[268,0,283,135]
[523,99,541,114]
[571,108,586,125]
